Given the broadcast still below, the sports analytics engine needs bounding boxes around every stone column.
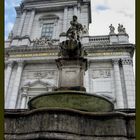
[20,86,28,109]
[8,61,24,109]
[121,58,135,108]
[88,67,93,93]
[26,9,35,36]
[74,6,78,16]
[112,59,124,109]
[5,61,14,99]
[77,7,81,22]
[63,7,68,32]
[17,10,27,36]
[53,19,58,39]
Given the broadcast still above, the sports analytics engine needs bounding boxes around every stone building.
[5,0,135,111]
[4,0,135,139]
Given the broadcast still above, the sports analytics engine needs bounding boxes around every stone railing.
[89,35,110,45]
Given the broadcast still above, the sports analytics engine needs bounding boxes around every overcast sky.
[5,0,135,44]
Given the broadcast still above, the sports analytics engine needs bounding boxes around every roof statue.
[109,24,115,34]
[118,23,126,34]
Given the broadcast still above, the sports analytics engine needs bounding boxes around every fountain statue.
[28,16,114,112]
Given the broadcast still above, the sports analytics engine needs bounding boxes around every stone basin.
[28,91,114,112]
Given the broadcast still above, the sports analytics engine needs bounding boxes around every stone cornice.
[5,43,135,58]
[84,43,135,55]
[5,45,59,54]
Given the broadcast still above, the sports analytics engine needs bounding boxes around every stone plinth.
[56,58,87,91]
[5,109,135,140]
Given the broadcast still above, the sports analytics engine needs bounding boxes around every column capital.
[112,59,120,65]
[21,86,29,95]
[121,58,133,65]
[64,6,68,10]
[22,9,27,13]
[6,61,14,67]
[17,60,25,67]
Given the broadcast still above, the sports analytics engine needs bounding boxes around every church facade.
[5,0,135,111]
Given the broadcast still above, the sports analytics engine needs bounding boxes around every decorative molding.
[92,69,111,79]
[17,60,25,67]
[32,37,59,47]
[34,70,56,79]
[6,61,14,67]
[121,58,133,65]
[112,59,120,65]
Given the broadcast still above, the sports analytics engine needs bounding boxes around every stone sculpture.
[109,24,115,34]
[59,15,86,58]
[118,23,126,34]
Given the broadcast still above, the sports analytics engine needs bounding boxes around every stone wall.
[5,109,135,140]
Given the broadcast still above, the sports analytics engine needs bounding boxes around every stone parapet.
[5,108,135,140]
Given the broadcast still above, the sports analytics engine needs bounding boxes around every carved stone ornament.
[34,71,56,79]
[92,70,111,79]
[33,37,57,47]
[121,58,133,65]
[82,25,88,34]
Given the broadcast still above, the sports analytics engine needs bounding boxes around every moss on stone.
[28,91,114,112]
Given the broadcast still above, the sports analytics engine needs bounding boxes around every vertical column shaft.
[113,59,124,109]
[17,10,27,36]
[63,7,68,32]
[27,10,35,36]
[121,58,135,108]
[20,87,28,109]
[5,61,13,99]
[8,61,24,109]
[74,6,78,16]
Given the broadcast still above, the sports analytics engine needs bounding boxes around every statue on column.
[59,15,86,58]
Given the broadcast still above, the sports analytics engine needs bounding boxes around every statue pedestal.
[56,58,87,91]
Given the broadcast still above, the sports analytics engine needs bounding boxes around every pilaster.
[74,6,78,16]
[26,9,35,36]
[63,7,68,32]
[20,86,29,109]
[17,10,27,36]
[121,58,135,108]
[8,61,25,109]
[112,59,124,109]
[5,61,14,100]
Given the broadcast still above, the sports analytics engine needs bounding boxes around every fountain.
[28,15,114,112]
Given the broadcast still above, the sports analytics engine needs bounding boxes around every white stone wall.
[88,62,115,102]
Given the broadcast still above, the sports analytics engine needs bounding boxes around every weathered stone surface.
[5,109,135,140]
[56,58,87,90]
[28,91,114,112]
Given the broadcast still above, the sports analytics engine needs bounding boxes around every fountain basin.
[28,91,114,112]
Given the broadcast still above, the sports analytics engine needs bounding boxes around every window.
[41,23,54,39]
